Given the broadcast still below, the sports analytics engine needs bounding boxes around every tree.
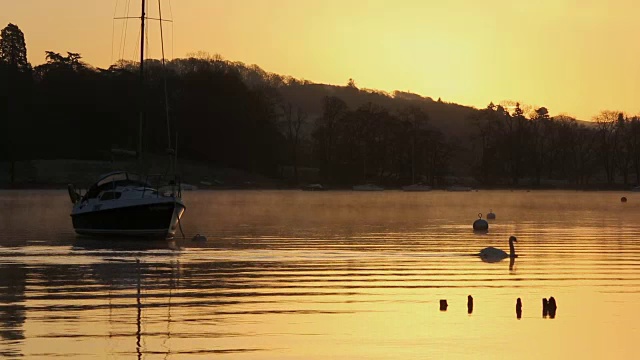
[34,51,88,78]
[0,23,32,184]
[593,110,621,184]
[399,106,430,184]
[0,23,31,71]
[279,102,307,184]
[313,96,349,183]
[503,102,528,185]
[530,107,552,185]
[469,103,503,185]
[614,113,634,185]
[628,116,640,184]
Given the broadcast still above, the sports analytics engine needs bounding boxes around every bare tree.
[279,102,307,184]
[314,96,348,183]
[593,110,621,184]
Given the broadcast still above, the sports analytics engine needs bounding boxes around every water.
[1,189,640,359]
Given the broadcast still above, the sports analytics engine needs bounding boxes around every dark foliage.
[2,25,639,188]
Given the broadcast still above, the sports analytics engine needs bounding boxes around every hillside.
[278,83,477,138]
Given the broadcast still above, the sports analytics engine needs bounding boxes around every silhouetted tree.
[613,113,634,185]
[628,116,640,184]
[32,51,106,159]
[469,103,502,184]
[529,107,552,185]
[279,102,307,184]
[0,23,32,183]
[0,24,30,71]
[313,96,349,183]
[398,106,430,184]
[594,110,620,184]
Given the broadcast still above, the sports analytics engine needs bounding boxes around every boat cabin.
[84,171,152,200]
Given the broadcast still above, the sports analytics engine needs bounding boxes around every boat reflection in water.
[72,237,181,252]
[72,239,181,359]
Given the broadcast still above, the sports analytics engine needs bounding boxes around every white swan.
[479,236,517,262]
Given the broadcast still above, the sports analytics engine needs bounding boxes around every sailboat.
[68,0,185,238]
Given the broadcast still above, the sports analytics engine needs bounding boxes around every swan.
[479,236,517,261]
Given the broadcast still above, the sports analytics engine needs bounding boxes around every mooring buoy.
[473,213,489,231]
[192,234,207,242]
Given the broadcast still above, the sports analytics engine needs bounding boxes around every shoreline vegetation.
[3,23,640,191]
[1,159,638,192]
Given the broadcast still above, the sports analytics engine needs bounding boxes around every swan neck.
[509,239,516,257]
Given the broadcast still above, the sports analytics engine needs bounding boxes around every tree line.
[1,23,639,188]
[468,104,640,187]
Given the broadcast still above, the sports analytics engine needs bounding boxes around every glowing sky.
[2,0,639,120]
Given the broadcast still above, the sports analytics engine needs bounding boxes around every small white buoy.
[192,234,207,242]
[473,213,489,231]
[486,209,496,220]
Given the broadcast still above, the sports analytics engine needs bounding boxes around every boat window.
[85,176,151,199]
[100,191,122,201]
[97,173,129,187]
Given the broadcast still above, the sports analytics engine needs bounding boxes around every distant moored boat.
[446,185,472,192]
[302,183,327,191]
[353,184,384,191]
[402,184,432,192]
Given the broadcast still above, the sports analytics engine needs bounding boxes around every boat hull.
[71,201,185,238]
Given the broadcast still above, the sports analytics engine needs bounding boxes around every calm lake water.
[1,189,640,359]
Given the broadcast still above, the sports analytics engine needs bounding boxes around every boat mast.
[138,0,146,162]
[157,0,175,176]
[158,0,171,154]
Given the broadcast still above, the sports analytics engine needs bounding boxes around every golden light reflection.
[3,190,640,358]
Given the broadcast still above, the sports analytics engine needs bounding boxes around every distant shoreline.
[0,182,636,192]
[1,159,638,192]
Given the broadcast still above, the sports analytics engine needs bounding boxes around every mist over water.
[1,190,639,359]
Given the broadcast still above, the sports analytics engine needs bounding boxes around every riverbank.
[0,159,281,190]
[1,159,639,191]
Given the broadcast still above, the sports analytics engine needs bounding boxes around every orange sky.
[2,0,639,120]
